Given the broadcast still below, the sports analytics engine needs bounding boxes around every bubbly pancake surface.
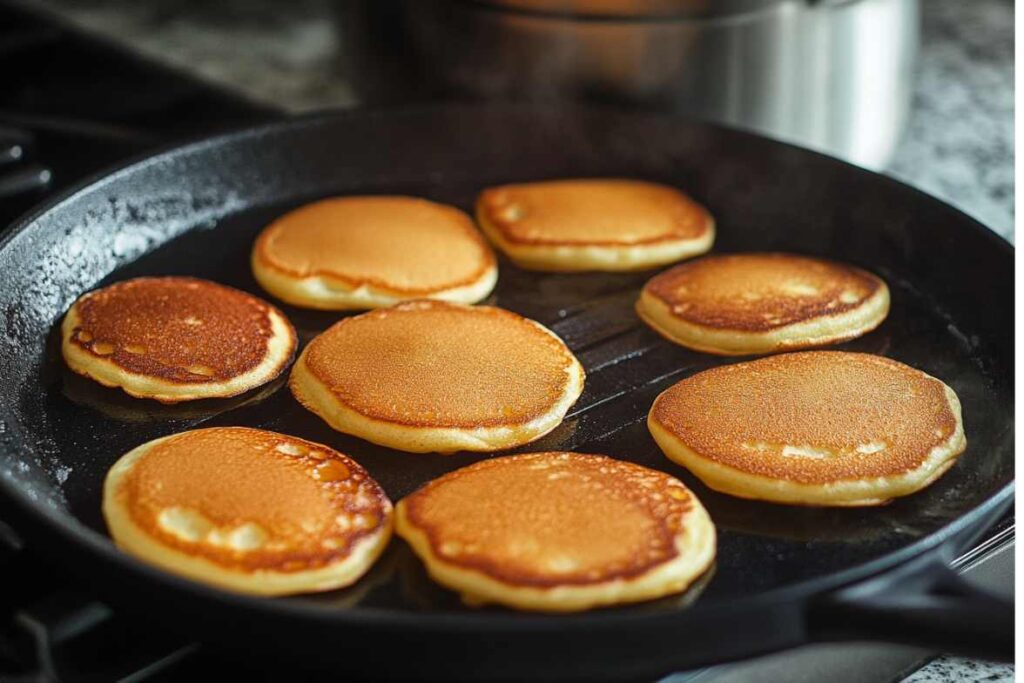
[478,179,710,246]
[252,196,496,306]
[396,452,715,610]
[290,301,584,452]
[103,427,392,595]
[649,352,965,505]
[642,253,885,332]
[62,276,295,401]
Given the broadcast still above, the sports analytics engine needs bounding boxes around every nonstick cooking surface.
[0,105,1013,619]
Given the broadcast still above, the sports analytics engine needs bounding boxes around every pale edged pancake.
[61,277,296,403]
[476,179,714,272]
[395,452,716,612]
[648,351,966,506]
[102,427,393,596]
[252,196,497,309]
[637,253,890,356]
[290,300,584,453]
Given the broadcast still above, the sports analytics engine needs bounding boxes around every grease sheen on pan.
[648,352,966,506]
[61,276,296,403]
[102,427,393,596]
[290,300,584,453]
[252,196,497,309]
[476,179,714,271]
[395,452,716,612]
[636,253,890,355]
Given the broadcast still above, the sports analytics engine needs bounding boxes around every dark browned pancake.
[637,253,889,355]
[644,253,884,331]
[62,276,295,401]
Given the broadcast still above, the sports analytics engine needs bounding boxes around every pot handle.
[807,501,1014,662]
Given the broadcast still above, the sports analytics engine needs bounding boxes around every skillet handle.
[807,540,1013,662]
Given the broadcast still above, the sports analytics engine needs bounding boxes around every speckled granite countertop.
[22,1,1016,681]
[887,0,1014,240]
[903,656,1013,683]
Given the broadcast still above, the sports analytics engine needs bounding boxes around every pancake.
[648,352,966,506]
[637,253,889,355]
[102,427,393,596]
[61,277,296,403]
[395,452,716,612]
[290,300,584,453]
[252,196,497,309]
[476,179,714,271]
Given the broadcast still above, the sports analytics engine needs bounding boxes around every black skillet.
[0,104,1013,681]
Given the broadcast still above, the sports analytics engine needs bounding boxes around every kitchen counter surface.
[886,0,1014,240]
[20,0,1018,681]
[903,656,1015,683]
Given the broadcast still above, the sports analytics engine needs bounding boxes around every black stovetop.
[0,2,1012,681]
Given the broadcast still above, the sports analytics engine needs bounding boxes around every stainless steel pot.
[340,0,918,168]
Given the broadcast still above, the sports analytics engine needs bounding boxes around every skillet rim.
[0,102,1014,634]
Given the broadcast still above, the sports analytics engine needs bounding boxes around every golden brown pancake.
[476,179,714,271]
[61,277,295,402]
[648,352,966,506]
[637,253,890,355]
[395,452,716,611]
[102,427,393,595]
[252,196,497,309]
[290,301,584,453]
